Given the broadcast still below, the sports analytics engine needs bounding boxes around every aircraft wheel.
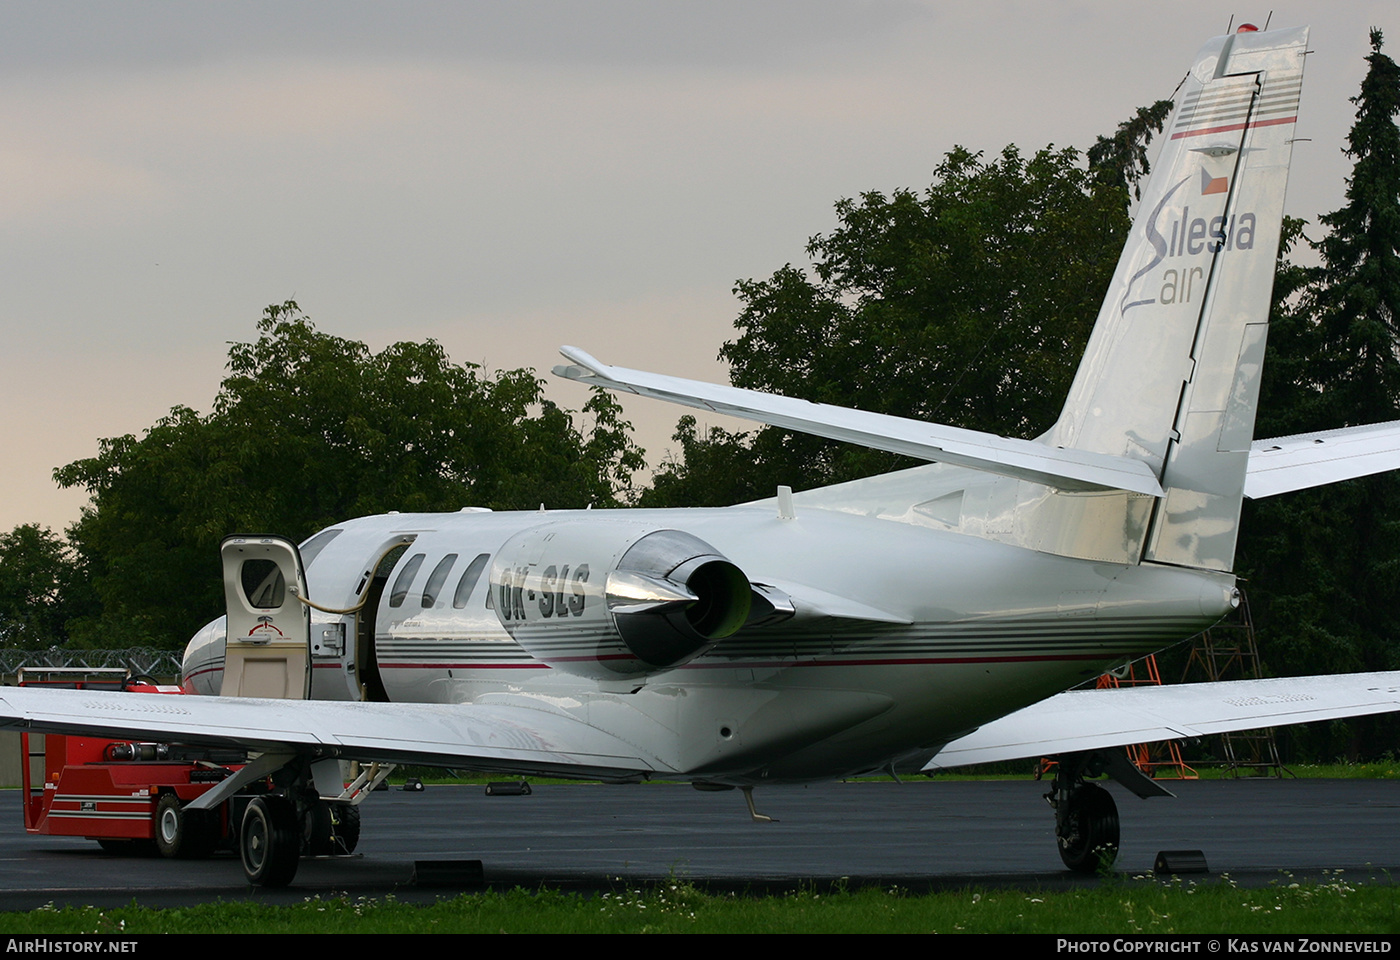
[304,801,333,856]
[331,803,361,854]
[240,796,301,887]
[1056,782,1119,873]
[155,794,217,859]
[303,801,359,855]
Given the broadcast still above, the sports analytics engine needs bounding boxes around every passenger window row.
[387,552,490,610]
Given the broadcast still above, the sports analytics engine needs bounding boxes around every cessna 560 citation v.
[6,24,1400,887]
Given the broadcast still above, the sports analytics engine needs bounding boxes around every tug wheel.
[155,793,216,859]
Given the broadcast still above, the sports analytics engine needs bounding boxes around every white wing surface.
[1246,421,1400,498]
[554,348,1164,497]
[923,671,1400,770]
[0,686,666,780]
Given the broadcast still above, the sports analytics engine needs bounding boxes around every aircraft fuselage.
[184,506,1236,783]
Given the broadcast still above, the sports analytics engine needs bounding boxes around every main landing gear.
[1045,753,1121,873]
[235,755,377,887]
[182,754,381,887]
[240,795,302,887]
[237,792,364,887]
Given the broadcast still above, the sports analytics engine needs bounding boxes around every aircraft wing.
[0,686,667,781]
[554,348,1164,497]
[1246,421,1400,498]
[923,671,1400,770]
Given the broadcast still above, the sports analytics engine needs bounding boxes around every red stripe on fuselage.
[377,652,1122,672]
[380,662,550,670]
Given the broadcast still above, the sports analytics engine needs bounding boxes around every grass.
[1,874,1396,934]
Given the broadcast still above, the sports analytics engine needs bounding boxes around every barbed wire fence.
[0,647,183,680]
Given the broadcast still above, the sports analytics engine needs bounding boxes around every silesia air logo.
[1119,170,1256,316]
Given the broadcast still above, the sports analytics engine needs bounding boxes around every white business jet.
[6,23,1400,887]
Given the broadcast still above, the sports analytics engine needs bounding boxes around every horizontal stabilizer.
[0,687,667,780]
[1246,421,1400,498]
[554,347,1163,497]
[923,671,1400,770]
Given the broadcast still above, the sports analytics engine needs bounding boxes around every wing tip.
[554,346,608,382]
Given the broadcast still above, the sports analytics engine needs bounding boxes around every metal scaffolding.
[1180,590,1289,778]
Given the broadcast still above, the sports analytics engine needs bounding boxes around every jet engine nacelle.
[490,520,752,679]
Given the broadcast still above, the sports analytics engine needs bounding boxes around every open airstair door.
[219,535,312,700]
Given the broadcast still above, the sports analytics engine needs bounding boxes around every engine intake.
[609,530,751,668]
[491,521,752,679]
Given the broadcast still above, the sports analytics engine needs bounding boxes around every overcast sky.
[3,1,1395,534]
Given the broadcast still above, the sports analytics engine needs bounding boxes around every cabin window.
[387,553,426,608]
[240,559,285,609]
[453,553,491,609]
[297,528,343,568]
[421,554,458,608]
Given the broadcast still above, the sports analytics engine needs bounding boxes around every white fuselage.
[183,504,1235,784]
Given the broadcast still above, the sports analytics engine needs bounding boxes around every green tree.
[642,416,786,508]
[56,302,644,648]
[1309,29,1400,421]
[1236,30,1400,758]
[1086,99,1174,201]
[0,524,91,647]
[644,143,1132,505]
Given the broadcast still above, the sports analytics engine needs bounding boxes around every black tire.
[305,801,360,855]
[1057,782,1120,873]
[330,803,360,854]
[240,795,301,887]
[154,794,217,859]
[304,801,333,857]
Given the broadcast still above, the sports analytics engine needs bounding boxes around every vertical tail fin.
[1046,25,1309,571]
